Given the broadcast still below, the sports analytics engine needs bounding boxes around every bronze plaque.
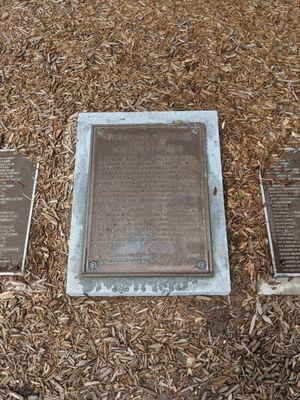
[262,149,300,275]
[0,151,37,274]
[84,124,213,276]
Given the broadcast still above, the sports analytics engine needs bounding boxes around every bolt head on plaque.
[196,260,207,270]
[88,260,99,270]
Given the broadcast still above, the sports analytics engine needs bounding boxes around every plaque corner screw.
[196,260,206,270]
[88,260,98,270]
[192,128,199,136]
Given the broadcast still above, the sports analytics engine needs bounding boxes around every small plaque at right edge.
[261,149,300,276]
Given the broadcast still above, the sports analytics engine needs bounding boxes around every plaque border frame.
[257,168,300,295]
[83,123,213,277]
[259,152,300,278]
[0,149,39,276]
[260,172,300,278]
[67,111,231,296]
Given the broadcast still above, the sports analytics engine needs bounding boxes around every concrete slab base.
[66,111,231,296]
[258,276,300,296]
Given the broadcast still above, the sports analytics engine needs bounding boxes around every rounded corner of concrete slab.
[220,283,231,297]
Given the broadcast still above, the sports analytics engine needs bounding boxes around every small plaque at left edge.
[0,150,38,275]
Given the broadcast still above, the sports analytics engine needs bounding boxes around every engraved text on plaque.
[262,149,300,275]
[0,151,37,274]
[84,124,212,276]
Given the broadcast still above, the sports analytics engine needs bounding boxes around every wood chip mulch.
[0,1,299,399]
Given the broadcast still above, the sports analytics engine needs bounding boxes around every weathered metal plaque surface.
[261,149,300,276]
[83,124,213,276]
[0,151,38,274]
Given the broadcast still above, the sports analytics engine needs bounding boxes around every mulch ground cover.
[0,1,299,399]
